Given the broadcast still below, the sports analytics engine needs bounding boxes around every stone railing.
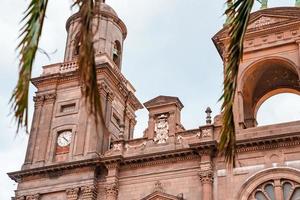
[59,61,78,73]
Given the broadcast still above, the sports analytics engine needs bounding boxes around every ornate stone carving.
[16,196,25,200]
[199,162,214,184]
[105,183,119,200]
[201,128,212,138]
[153,181,164,193]
[154,114,169,144]
[25,194,40,200]
[66,187,79,200]
[81,185,97,200]
[125,141,147,151]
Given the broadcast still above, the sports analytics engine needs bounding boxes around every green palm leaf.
[219,0,254,167]
[73,0,104,126]
[10,0,49,133]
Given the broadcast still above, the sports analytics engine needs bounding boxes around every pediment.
[141,191,182,200]
[247,14,298,30]
[143,95,184,110]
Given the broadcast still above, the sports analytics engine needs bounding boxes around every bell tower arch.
[238,57,300,128]
[213,7,300,129]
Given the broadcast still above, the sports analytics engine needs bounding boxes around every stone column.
[66,187,79,200]
[199,158,214,200]
[81,185,97,200]
[105,163,120,200]
[274,180,284,200]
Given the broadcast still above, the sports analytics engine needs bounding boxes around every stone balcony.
[40,53,136,93]
[104,120,300,163]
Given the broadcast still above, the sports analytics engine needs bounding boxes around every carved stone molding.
[199,162,214,184]
[25,194,40,200]
[81,185,97,200]
[105,162,120,170]
[66,187,79,200]
[199,170,214,184]
[16,196,25,200]
[105,182,119,200]
[33,92,56,107]
[125,141,147,151]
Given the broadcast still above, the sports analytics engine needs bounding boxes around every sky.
[1,0,300,199]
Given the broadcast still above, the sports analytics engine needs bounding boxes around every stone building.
[8,1,300,200]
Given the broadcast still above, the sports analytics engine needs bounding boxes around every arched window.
[256,93,300,126]
[250,179,300,200]
[73,34,81,57]
[239,58,300,128]
[112,40,121,67]
[74,40,81,56]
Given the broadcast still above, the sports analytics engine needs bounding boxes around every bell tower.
[213,7,300,129]
[9,1,142,199]
[64,0,126,70]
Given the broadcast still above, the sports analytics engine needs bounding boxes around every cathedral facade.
[8,1,300,200]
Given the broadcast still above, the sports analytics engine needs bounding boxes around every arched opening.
[237,167,300,200]
[112,40,121,68]
[73,34,81,57]
[256,92,300,126]
[240,58,300,128]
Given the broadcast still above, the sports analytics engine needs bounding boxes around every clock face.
[57,131,72,147]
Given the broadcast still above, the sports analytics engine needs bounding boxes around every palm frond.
[219,0,254,167]
[10,0,49,133]
[73,0,104,126]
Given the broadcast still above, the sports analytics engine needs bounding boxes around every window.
[250,179,300,200]
[112,40,121,67]
[60,103,76,113]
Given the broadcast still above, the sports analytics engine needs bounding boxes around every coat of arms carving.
[154,114,169,144]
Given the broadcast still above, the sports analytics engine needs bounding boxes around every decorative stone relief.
[153,181,164,193]
[81,185,97,200]
[66,187,79,200]
[105,183,119,200]
[199,162,214,184]
[25,194,40,200]
[154,114,169,144]
[125,141,147,151]
[16,196,25,200]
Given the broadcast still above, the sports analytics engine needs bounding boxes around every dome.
[100,3,118,17]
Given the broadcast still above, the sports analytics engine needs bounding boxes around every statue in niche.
[154,114,169,144]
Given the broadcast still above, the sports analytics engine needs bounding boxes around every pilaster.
[105,163,120,200]
[199,155,214,200]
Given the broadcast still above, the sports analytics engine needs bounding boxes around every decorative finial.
[153,181,164,193]
[260,0,268,9]
[296,0,300,7]
[205,107,212,125]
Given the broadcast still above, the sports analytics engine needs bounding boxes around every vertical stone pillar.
[66,187,79,200]
[105,163,120,200]
[36,92,56,164]
[274,180,284,200]
[199,155,214,200]
[81,185,97,200]
[23,95,44,167]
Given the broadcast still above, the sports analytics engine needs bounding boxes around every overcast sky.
[1,0,300,199]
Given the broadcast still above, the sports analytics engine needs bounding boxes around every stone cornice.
[65,10,127,39]
[8,158,99,183]
[8,124,300,183]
